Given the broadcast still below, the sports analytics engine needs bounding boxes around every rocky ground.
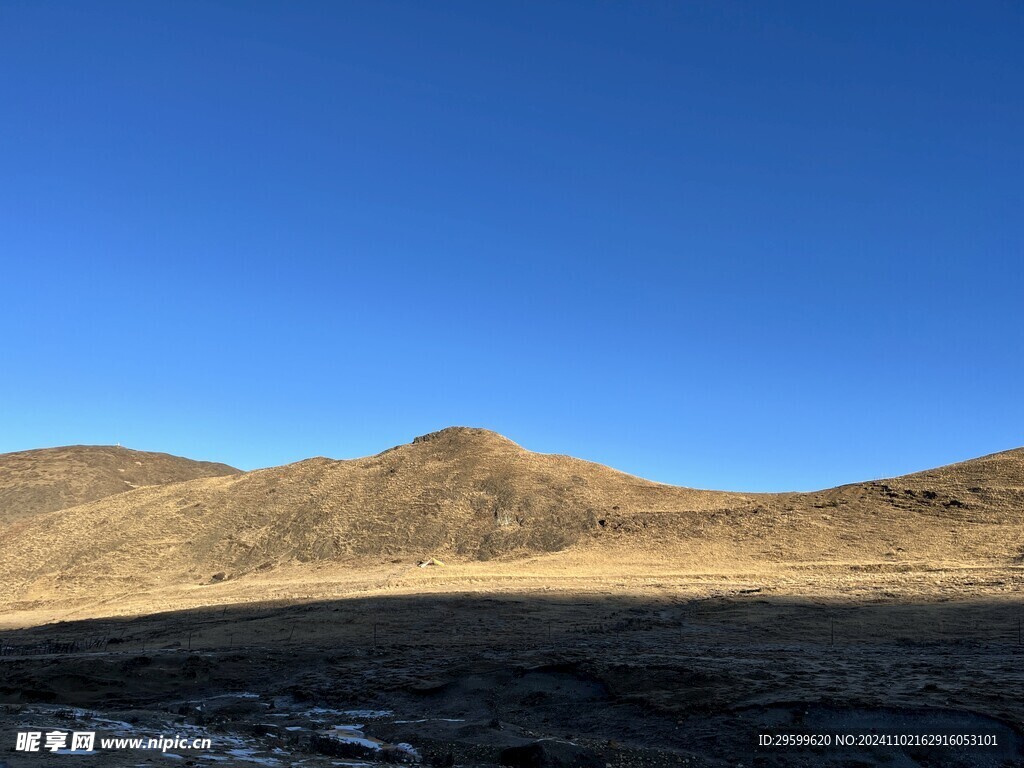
[2,573,1024,767]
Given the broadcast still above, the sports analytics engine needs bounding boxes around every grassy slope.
[0,444,239,526]
[0,428,1021,612]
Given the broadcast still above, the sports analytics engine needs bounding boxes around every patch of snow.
[340,709,391,719]
[302,707,391,719]
[395,742,420,758]
[225,748,282,766]
[320,724,391,751]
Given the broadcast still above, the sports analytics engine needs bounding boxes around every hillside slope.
[0,428,749,604]
[0,445,239,526]
[0,429,1022,610]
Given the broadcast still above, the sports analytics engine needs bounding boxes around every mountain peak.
[411,426,517,447]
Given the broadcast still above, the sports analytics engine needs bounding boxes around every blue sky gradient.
[1,1,1021,491]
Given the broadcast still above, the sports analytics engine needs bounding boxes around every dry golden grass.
[0,444,238,527]
[3,429,1023,768]
[0,427,1022,622]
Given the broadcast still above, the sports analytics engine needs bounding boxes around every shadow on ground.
[2,593,1024,767]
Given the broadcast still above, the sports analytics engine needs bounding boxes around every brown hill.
[0,445,239,526]
[0,428,1022,610]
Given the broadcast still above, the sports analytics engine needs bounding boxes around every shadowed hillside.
[0,444,239,526]
[0,428,1022,613]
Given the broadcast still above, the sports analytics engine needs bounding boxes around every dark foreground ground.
[2,593,1024,767]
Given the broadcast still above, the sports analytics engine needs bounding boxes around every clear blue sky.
[1,1,1021,491]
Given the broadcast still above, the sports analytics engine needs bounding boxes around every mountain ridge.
[1,428,1022,613]
[0,444,240,527]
